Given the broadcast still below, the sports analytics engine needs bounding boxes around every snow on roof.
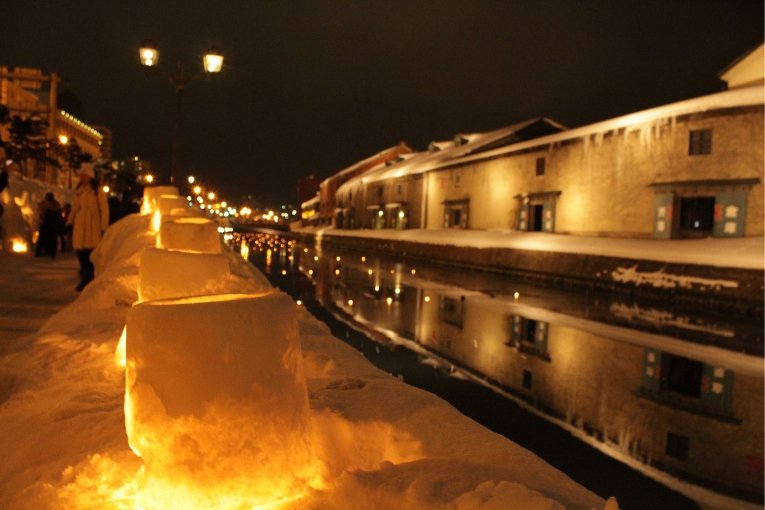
[353,86,764,187]
[340,118,565,190]
[320,142,412,185]
[300,194,320,208]
[719,42,765,88]
[453,85,765,167]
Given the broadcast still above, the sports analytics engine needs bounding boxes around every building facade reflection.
[238,231,764,503]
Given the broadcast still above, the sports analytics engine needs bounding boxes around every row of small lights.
[58,110,104,140]
[231,233,524,312]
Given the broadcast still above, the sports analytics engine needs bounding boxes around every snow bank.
[0,211,609,509]
[296,226,765,270]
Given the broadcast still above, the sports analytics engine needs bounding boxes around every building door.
[443,201,469,229]
[679,196,715,238]
[530,204,544,231]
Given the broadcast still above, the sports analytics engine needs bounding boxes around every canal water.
[231,229,764,510]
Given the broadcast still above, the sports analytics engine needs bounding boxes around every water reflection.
[233,231,764,504]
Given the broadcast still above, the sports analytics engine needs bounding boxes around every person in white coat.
[67,164,108,291]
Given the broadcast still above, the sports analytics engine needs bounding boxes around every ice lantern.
[141,185,179,215]
[138,247,230,302]
[125,292,313,504]
[152,194,191,231]
[158,217,222,253]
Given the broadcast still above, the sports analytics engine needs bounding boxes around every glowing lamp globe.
[139,43,159,67]
[203,48,224,74]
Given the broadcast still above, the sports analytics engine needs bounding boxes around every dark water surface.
[231,229,764,510]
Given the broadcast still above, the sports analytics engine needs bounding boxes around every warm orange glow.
[240,241,250,260]
[11,238,28,253]
[151,211,162,232]
[122,294,321,509]
[115,326,127,368]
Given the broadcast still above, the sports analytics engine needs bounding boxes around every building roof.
[341,85,764,190]
[320,142,412,185]
[719,42,765,89]
[337,117,566,192]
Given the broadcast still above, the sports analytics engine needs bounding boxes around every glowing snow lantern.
[142,186,179,215]
[138,247,230,302]
[124,292,313,505]
[10,237,28,253]
[157,217,221,253]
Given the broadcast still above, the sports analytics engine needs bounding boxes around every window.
[535,157,546,176]
[689,129,712,155]
[665,432,690,461]
[439,295,464,328]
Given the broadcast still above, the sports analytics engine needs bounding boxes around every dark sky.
[1,1,762,207]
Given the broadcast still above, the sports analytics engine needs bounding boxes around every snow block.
[157,217,221,253]
[125,292,312,498]
[141,186,179,215]
[138,247,230,302]
[157,195,189,215]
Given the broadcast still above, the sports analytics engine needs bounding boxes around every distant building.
[300,194,320,226]
[0,66,104,187]
[297,174,319,209]
[317,142,412,226]
[93,125,113,160]
[329,48,763,240]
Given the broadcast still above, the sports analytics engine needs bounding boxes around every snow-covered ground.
[294,226,764,270]
[0,198,614,508]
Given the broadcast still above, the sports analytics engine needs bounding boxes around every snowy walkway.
[296,227,765,270]
[0,251,79,348]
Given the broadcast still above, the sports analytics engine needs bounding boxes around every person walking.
[35,192,62,259]
[67,164,108,291]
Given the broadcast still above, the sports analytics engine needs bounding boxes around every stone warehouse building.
[318,44,764,240]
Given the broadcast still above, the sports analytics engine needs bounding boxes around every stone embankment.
[294,231,764,316]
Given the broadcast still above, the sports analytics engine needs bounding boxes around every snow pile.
[297,226,765,270]
[0,174,74,253]
[0,209,609,509]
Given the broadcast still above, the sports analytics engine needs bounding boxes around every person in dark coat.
[36,192,63,259]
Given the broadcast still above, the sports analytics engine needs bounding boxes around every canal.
[230,229,764,510]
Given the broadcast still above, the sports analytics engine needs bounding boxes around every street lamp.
[138,41,223,185]
[57,134,72,188]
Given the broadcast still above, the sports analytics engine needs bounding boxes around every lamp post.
[138,41,223,185]
[58,133,71,188]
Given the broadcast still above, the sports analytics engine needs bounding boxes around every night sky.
[1,1,762,207]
